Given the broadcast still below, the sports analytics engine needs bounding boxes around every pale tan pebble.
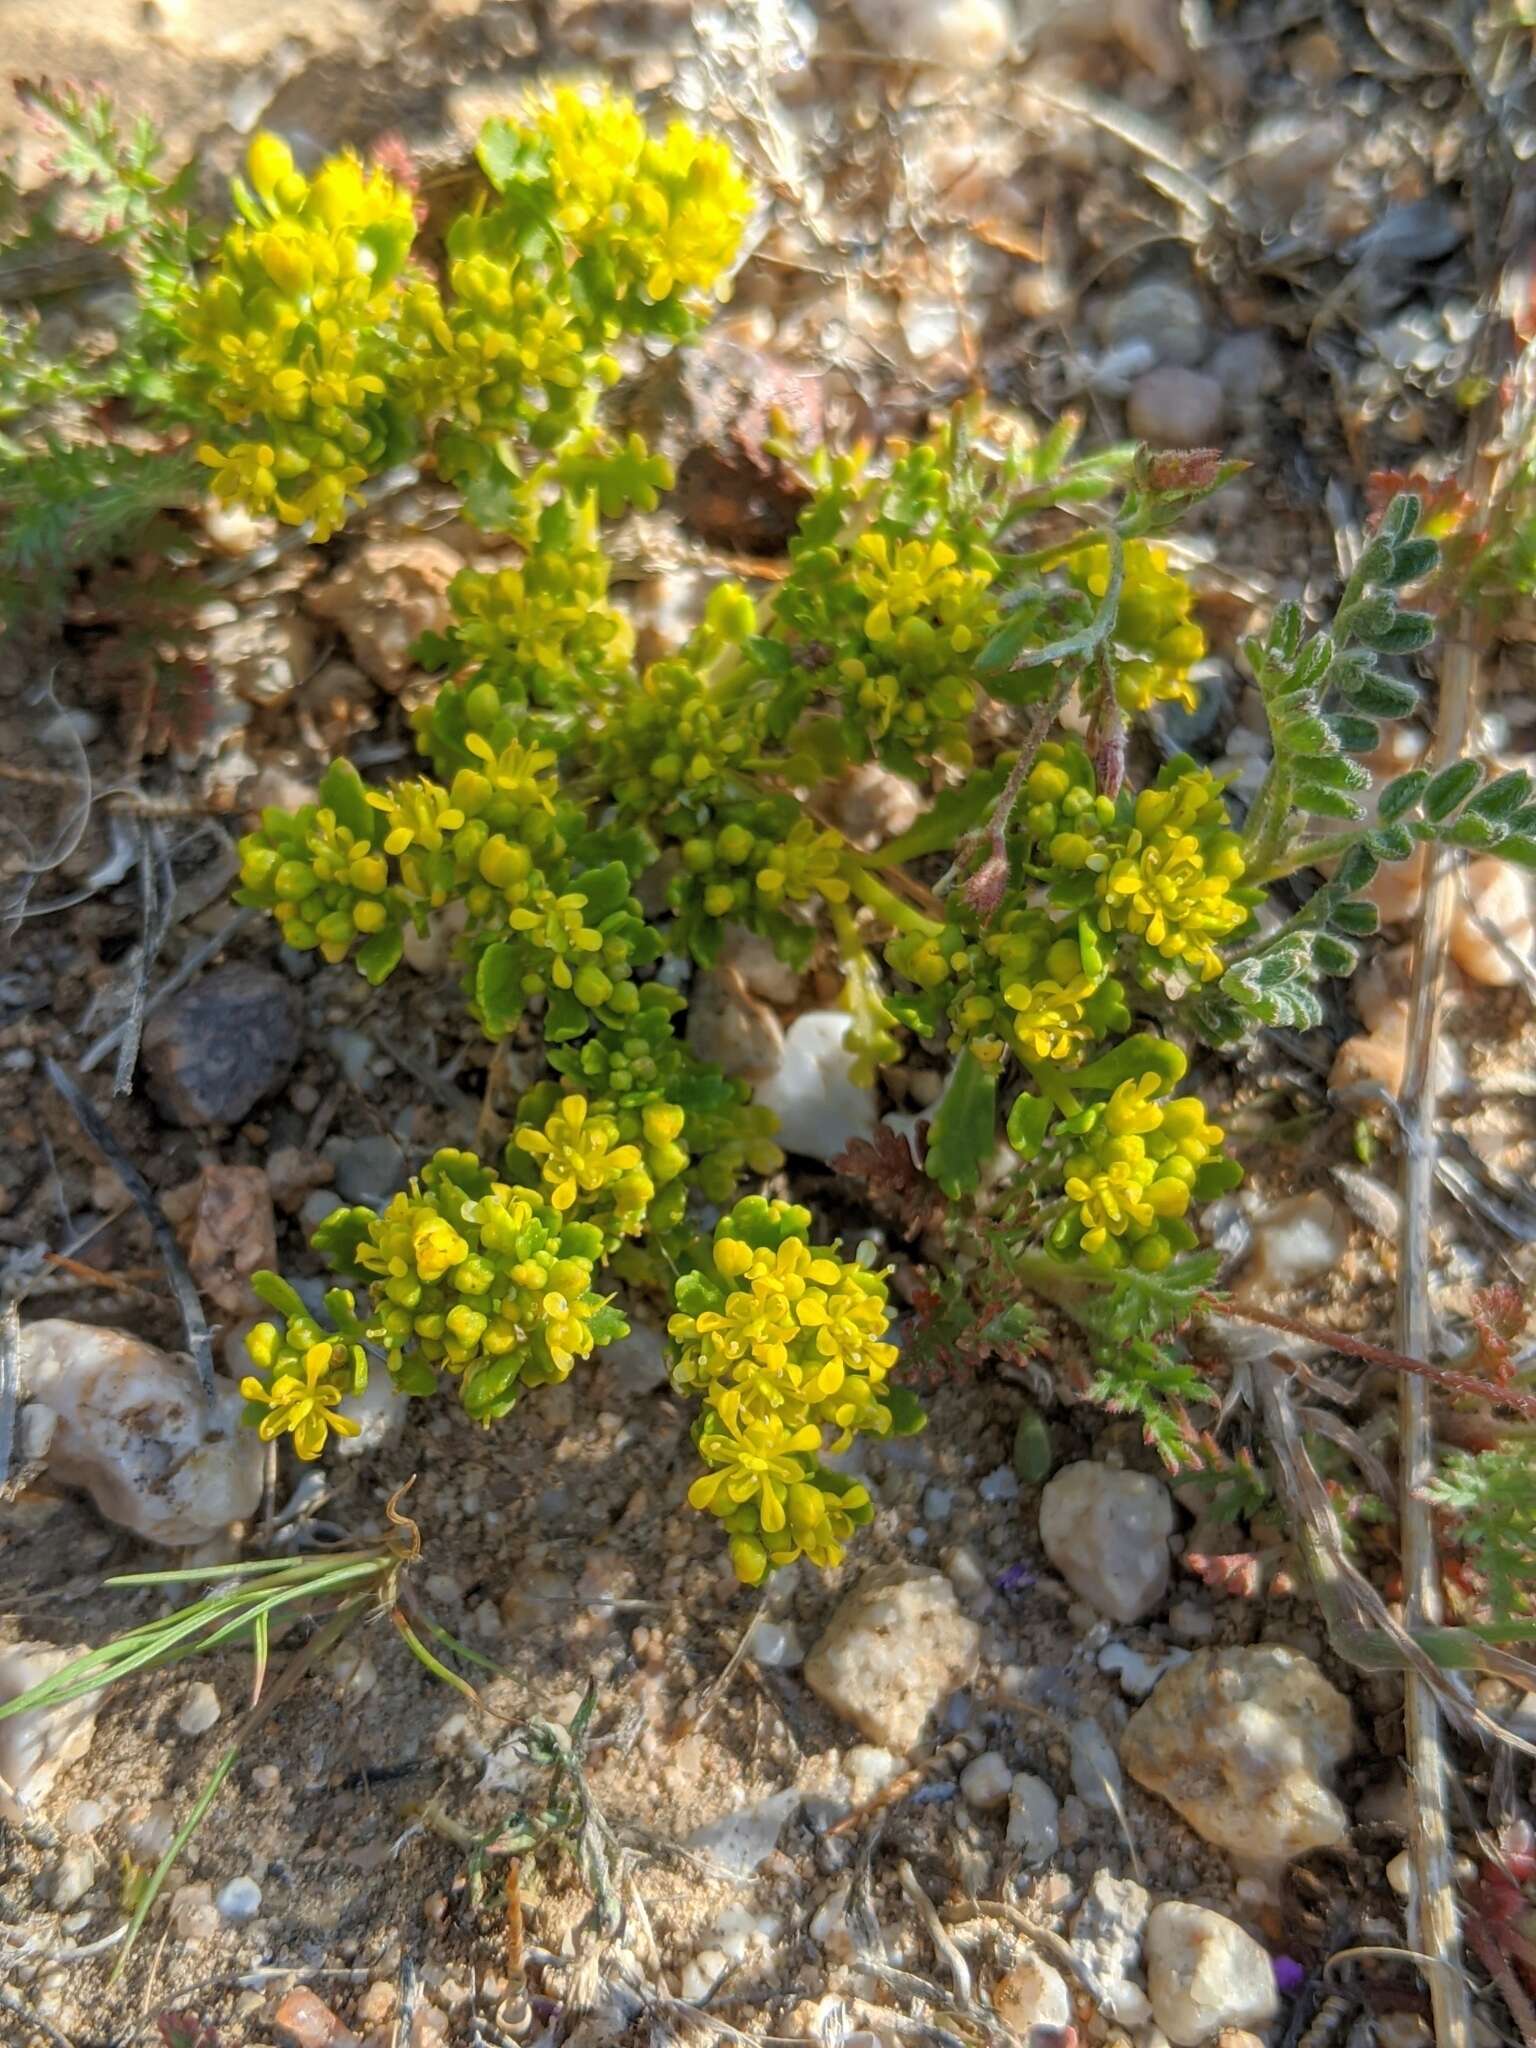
[169,1881,219,1942]
[717,922,802,1005]
[1329,999,1462,1100]
[1353,943,1417,1031]
[1122,1645,1354,1862]
[17,1321,262,1546]
[1232,1191,1350,1300]
[163,1162,278,1316]
[1449,855,1536,986]
[305,537,463,691]
[821,762,926,852]
[1145,1904,1279,2046]
[685,965,785,1082]
[804,1566,980,1751]
[202,494,274,557]
[847,0,1014,70]
[992,1953,1072,2030]
[1038,1462,1174,1623]
[400,898,468,976]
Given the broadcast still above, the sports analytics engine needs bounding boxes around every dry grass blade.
[1393,304,1536,2048]
[1255,1361,1536,1742]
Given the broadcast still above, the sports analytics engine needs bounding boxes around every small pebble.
[169,1882,219,1942]
[1068,1716,1126,1811]
[142,965,302,1128]
[847,0,1013,67]
[1386,1849,1413,1897]
[753,1010,877,1164]
[1127,366,1225,447]
[124,1803,177,1862]
[273,1986,362,2048]
[1103,279,1209,368]
[62,1798,107,1835]
[177,1683,222,1736]
[1145,1902,1280,2045]
[747,1617,805,1669]
[977,1463,1020,1504]
[218,1875,263,1923]
[1039,1462,1175,1623]
[1234,1191,1351,1298]
[1005,1771,1061,1864]
[51,1845,96,1909]
[993,1953,1072,2029]
[959,1751,1013,1811]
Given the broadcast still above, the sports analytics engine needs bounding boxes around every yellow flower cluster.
[669,1199,910,1583]
[836,531,998,767]
[1067,540,1205,715]
[1054,762,1249,985]
[1050,1072,1232,1272]
[416,496,634,770]
[187,133,418,539]
[316,1149,621,1422]
[536,88,752,317]
[510,1091,659,1246]
[887,910,1130,1071]
[187,99,749,533]
[238,793,391,964]
[241,1306,366,1460]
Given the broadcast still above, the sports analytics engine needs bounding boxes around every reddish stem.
[1210,1300,1536,1422]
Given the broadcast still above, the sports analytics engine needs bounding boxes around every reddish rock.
[273,1987,361,2048]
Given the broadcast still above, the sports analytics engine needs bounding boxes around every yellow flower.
[1068,540,1205,716]
[514,1093,646,1214]
[241,1338,361,1461]
[671,1200,908,1581]
[1091,770,1248,984]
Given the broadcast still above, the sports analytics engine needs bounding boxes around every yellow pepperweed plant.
[174,99,1536,1578]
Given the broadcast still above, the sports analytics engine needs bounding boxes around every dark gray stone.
[142,964,302,1127]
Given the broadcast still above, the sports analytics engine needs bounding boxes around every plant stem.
[1251,827,1368,885]
[843,862,937,933]
[1212,1302,1536,1421]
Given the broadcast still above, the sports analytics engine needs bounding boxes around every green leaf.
[356,926,404,986]
[310,1206,377,1276]
[884,1386,928,1437]
[1422,761,1481,824]
[1331,899,1379,936]
[925,1049,998,1198]
[1386,536,1439,587]
[1367,821,1419,863]
[573,860,631,918]
[317,758,375,841]
[1006,1092,1055,1156]
[1378,770,1430,824]
[250,1271,308,1323]
[1012,1402,1053,1484]
[1295,783,1365,820]
[1072,1033,1188,1092]
[474,942,524,1036]
[1325,714,1379,755]
[1340,673,1419,719]
[1312,932,1358,977]
[476,120,552,193]
[1466,771,1534,823]
[1364,609,1434,655]
[545,989,588,1041]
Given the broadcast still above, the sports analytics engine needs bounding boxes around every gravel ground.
[3,2,1536,2044]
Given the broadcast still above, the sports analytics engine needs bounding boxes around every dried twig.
[79,908,256,1076]
[1392,310,1536,2048]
